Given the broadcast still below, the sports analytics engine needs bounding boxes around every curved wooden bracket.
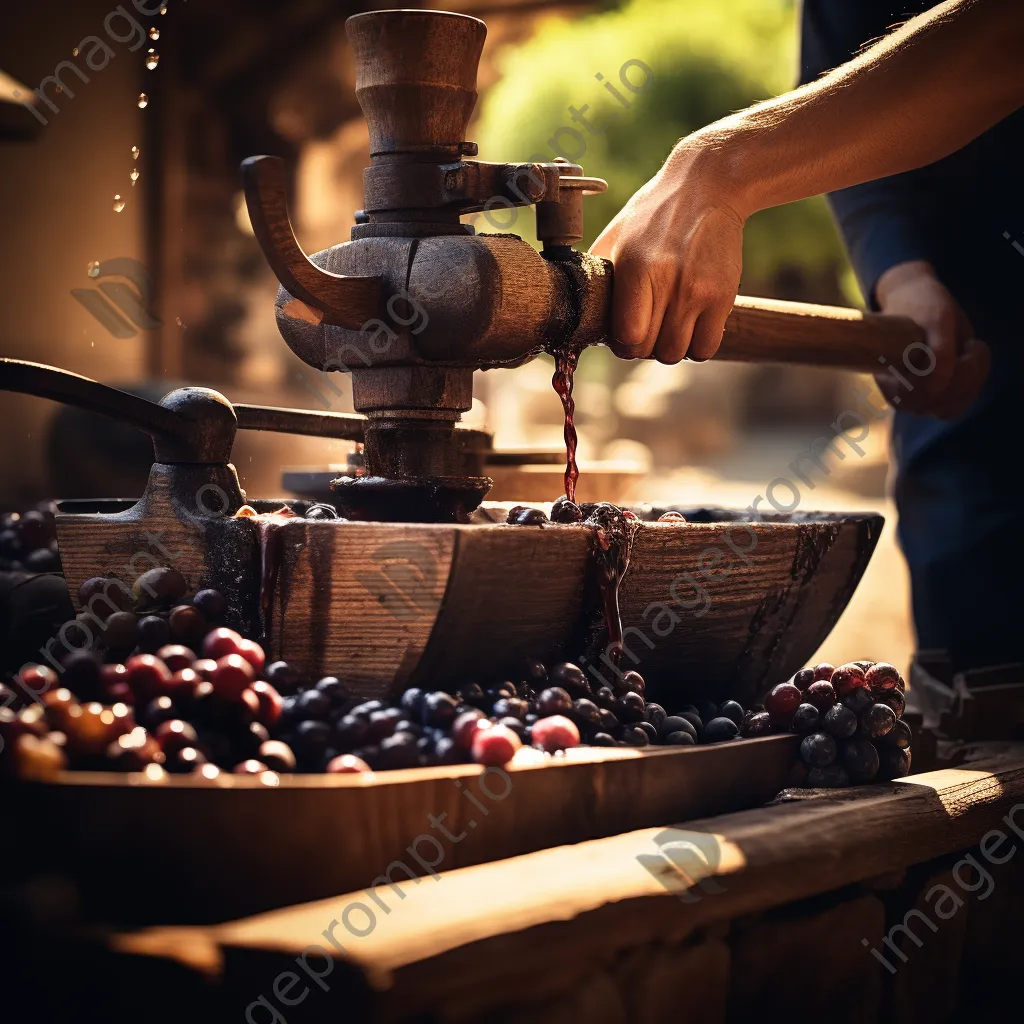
[241,155,383,329]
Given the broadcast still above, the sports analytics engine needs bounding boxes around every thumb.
[590,220,619,260]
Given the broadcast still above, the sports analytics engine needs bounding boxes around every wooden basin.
[265,506,883,709]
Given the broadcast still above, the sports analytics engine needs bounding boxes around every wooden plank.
[101,747,1024,1024]
[112,748,1024,986]
[3,734,798,925]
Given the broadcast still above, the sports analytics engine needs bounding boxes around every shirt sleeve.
[799,0,934,306]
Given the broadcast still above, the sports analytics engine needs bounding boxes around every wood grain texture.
[1,734,798,925]
[269,512,883,707]
[720,296,925,372]
[107,746,1024,1023]
[55,463,261,637]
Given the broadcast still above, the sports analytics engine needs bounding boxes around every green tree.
[474,0,858,302]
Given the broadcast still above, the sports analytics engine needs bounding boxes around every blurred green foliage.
[474,0,859,302]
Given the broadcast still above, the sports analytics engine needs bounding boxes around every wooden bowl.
[267,506,883,709]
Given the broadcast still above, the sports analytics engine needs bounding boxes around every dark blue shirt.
[801,1,1024,336]
[800,1,1024,668]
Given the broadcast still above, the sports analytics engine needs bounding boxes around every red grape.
[250,681,283,729]
[155,645,196,673]
[531,714,580,752]
[830,663,867,698]
[124,654,172,703]
[210,654,254,699]
[236,639,266,675]
[865,662,904,695]
[202,627,245,660]
[472,724,521,766]
[764,682,802,727]
[326,753,372,774]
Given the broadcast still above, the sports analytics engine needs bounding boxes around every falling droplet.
[131,145,140,159]
[72,47,79,56]
[149,27,160,40]
[113,195,125,213]
[137,93,149,108]
[87,261,101,278]
[160,4,168,13]
[130,168,140,185]
[145,50,159,70]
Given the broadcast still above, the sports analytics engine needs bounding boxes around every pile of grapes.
[1,624,910,786]
[756,660,912,787]
[0,506,61,574]
[70,567,230,656]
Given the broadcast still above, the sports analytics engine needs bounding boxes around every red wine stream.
[550,338,639,663]
[551,344,581,504]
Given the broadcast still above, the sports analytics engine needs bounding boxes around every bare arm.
[591,0,1023,418]
[711,0,1024,215]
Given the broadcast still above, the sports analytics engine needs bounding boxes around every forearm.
[686,0,1024,218]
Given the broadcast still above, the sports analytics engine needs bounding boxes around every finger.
[654,303,697,364]
[589,219,619,261]
[608,257,656,357]
[687,303,731,362]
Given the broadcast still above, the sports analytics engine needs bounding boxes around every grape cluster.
[0,506,61,574]
[749,660,911,788]
[71,568,228,658]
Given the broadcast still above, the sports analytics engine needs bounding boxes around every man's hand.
[590,143,747,364]
[874,260,990,419]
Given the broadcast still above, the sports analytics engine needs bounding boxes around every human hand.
[590,141,747,364]
[874,260,990,418]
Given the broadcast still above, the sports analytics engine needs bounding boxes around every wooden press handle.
[717,295,925,373]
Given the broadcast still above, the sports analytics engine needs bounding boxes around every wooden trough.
[55,483,883,709]
[0,734,799,926]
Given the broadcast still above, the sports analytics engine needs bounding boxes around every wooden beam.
[112,745,1024,1019]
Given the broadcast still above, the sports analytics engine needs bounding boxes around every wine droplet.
[72,47,79,56]
[87,261,101,278]
[131,145,140,159]
[113,195,125,213]
[160,4,168,13]
[130,168,140,184]
[149,27,160,40]
[137,93,149,108]
[145,50,159,70]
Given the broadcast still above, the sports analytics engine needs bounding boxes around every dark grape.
[822,704,858,739]
[719,700,744,727]
[704,717,740,743]
[800,732,837,767]
[859,703,896,740]
[790,703,821,735]
[840,737,879,783]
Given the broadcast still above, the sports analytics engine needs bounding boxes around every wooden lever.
[241,156,383,329]
[717,296,926,374]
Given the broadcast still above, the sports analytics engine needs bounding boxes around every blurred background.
[0,0,912,671]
